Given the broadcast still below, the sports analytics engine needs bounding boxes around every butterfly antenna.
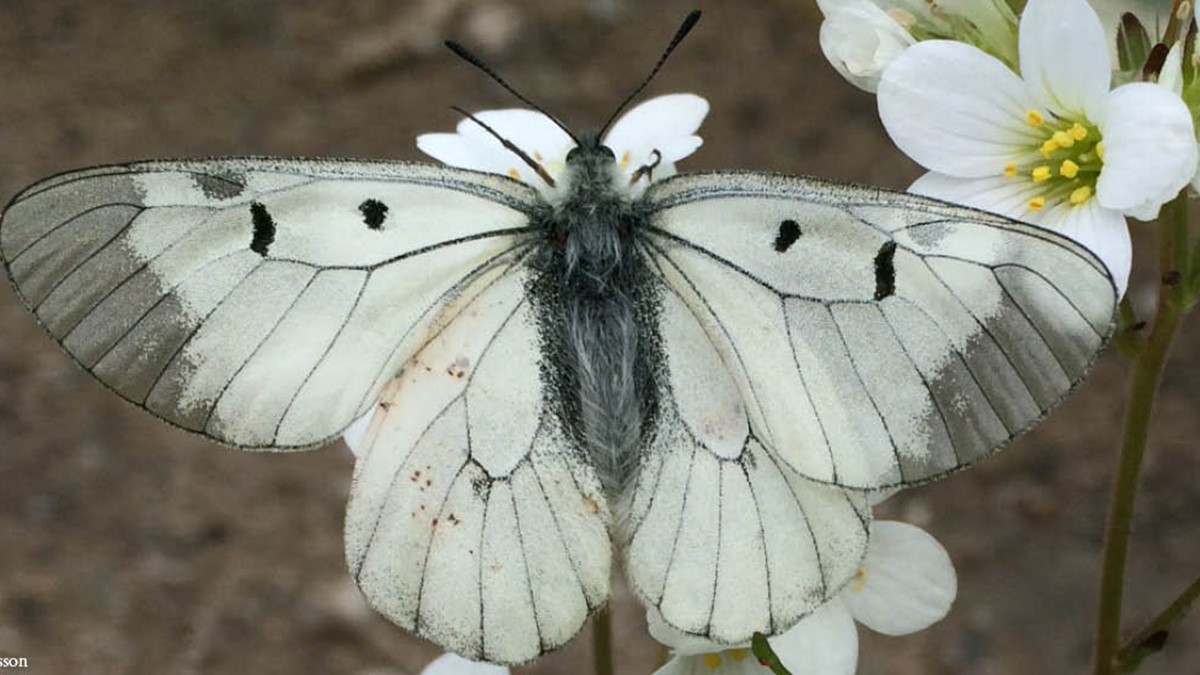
[445,40,579,144]
[450,106,557,187]
[597,9,701,138]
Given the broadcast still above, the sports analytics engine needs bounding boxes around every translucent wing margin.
[345,265,611,665]
[639,171,1117,490]
[0,158,541,449]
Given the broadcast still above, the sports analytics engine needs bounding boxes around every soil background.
[0,1,1197,674]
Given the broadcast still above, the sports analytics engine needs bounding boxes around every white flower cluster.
[819,0,1199,296]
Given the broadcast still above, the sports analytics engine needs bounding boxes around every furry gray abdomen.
[528,141,662,499]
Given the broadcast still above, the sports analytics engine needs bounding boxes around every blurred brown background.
[0,1,1196,673]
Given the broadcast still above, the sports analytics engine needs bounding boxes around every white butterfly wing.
[639,171,1116,490]
[345,263,612,665]
[618,280,869,642]
[1,158,540,449]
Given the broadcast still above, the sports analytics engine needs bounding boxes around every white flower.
[419,653,509,675]
[342,407,373,454]
[415,94,708,195]
[815,0,916,92]
[877,0,1197,297]
[649,521,956,675]
[815,0,1018,93]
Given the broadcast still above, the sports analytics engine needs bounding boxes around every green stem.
[750,633,792,675]
[1112,296,1144,359]
[1185,209,1200,299]
[593,609,613,675]
[1093,193,1191,674]
[1117,572,1200,669]
[1169,194,1190,285]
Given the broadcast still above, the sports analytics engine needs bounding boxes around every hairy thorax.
[528,139,662,499]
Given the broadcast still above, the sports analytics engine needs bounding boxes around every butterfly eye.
[597,145,616,160]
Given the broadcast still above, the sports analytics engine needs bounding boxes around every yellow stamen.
[1068,123,1088,141]
[1096,141,1105,160]
[1004,162,1018,178]
[853,567,868,592]
[1031,165,1052,182]
[702,653,722,669]
[730,649,750,662]
[1052,130,1075,148]
[1069,185,1093,205]
[507,168,520,179]
[620,150,631,171]
[1059,159,1080,179]
[1025,110,1045,127]
[1041,138,1059,156]
[1028,196,1046,211]
[533,151,543,162]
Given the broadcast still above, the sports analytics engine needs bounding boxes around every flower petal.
[1038,199,1131,297]
[878,40,1042,178]
[1158,40,1185,97]
[603,94,709,172]
[1018,0,1111,118]
[464,109,576,159]
[652,652,763,675]
[417,108,575,184]
[416,132,523,178]
[1094,82,1196,220]
[908,171,1044,219]
[341,408,375,456]
[768,600,858,675]
[841,521,956,636]
[818,3,915,93]
[420,653,510,675]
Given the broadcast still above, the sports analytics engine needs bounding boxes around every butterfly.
[0,11,1115,666]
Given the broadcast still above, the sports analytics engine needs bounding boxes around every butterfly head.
[554,131,636,205]
[564,131,617,169]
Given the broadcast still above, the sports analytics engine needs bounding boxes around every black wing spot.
[874,240,897,301]
[359,199,389,230]
[193,172,246,200]
[249,202,276,257]
[774,219,801,252]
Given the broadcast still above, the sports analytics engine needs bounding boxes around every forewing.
[617,281,869,643]
[345,264,611,665]
[1,158,541,449]
[639,171,1116,490]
